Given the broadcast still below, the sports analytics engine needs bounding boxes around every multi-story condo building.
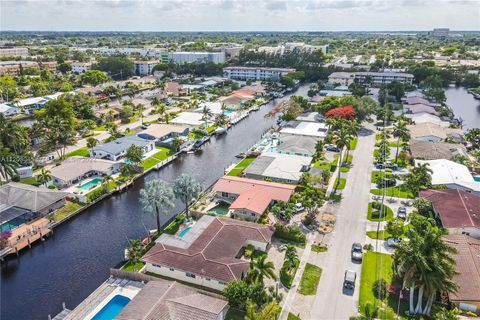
[0,61,39,76]
[170,52,225,64]
[71,62,92,74]
[432,28,450,39]
[0,47,29,57]
[223,66,295,81]
[258,42,329,55]
[133,60,158,75]
[328,71,414,86]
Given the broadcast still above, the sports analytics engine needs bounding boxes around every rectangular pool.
[474,176,480,182]
[78,178,103,191]
[91,295,130,320]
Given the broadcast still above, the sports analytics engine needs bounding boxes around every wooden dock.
[2,217,52,258]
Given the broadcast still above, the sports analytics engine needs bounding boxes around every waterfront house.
[142,215,274,291]
[50,156,122,188]
[404,103,438,115]
[243,152,312,184]
[442,235,480,314]
[405,113,450,127]
[415,159,480,195]
[90,136,155,161]
[403,96,438,107]
[218,94,250,110]
[409,140,467,161]
[280,121,329,139]
[295,111,324,123]
[137,124,189,143]
[420,189,480,238]
[116,280,229,320]
[212,176,295,221]
[170,112,210,127]
[0,103,19,116]
[276,134,318,157]
[407,123,464,142]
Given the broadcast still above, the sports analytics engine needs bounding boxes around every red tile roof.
[229,189,272,215]
[420,189,480,229]
[443,235,480,302]
[142,217,274,283]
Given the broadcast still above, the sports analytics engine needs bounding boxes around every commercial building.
[223,66,295,81]
[0,47,28,57]
[244,152,312,184]
[280,121,329,139]
[133,60,158,76]
[90,136,155,161]
[71,62,92,74]
[420,189,480,238]
[50,156,122,188]
[212,176,295,221]
[409,140,467,161]
[442,235,480,314]
[142,215,274,291]
[415,159,480,195]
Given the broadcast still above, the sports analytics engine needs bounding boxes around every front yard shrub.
[274,224,306,244]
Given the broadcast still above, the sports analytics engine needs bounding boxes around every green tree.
[392,119,410,164]
[0,147,19,181]
[224,280,250,310]
[126,239,144,271]
[0,76,20,101]
[349,82,369,98]
[201,105,213,126]
[57,62,72,74]
[37,168,52,187]
[86,137,98,155]
[245,301,281,320]
[173,174,201,217]
[386,218,405,239]
[465,128,480,149]
[249,255,277,284]
[139,179,175,233]
[402,163,433,196]
[81,70,109,86]
[413,197,432,216]
[96,55,134,80]
[125,145,144,167]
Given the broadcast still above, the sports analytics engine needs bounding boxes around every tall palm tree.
[136,103,145,125]
[37,168,52,187]
[249,255,277,283]
[393,119,410,164]
[0,147,18,181]
[245,301,281,320]
[285,245,298,268]
[333,129,352,190]
[139,179,175,233]
[201,105,212,127]
[86,137,98,156]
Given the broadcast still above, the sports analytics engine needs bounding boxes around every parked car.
[387,237,404,247]
[344,270,357,290]
[351,243,363,261]
[295,203,305,212]
[397,207,407,220]
[375,163,385,169]
[385,163,398,170]
[325,144,340,152]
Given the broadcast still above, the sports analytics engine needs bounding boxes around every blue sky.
[1,0,479,31]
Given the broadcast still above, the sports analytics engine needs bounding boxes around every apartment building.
[72,62,92,74]
[170,52,225,64]
[0,47,29,57]
[328,71,414,86]
[0,61,39,76]
[223,66,295,81]
[133,60,158,76]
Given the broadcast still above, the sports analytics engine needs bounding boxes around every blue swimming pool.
[178,227,191,238]
[78,178,103,191]
[91,295,130,320]
[475,176,480,182]
[224,110,234,116]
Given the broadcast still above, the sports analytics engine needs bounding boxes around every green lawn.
[121,261,145,271]
[163,215,186,234]
[51,201,84,222]
[227,157,256,176]
[350,138,358,150]
[311,243,328,253]
[359,251,407,319]
[370,187,414,199]
[280,259,299,289]
[65,147,90,158]
[288,313,302,320]
[334,177,346,190]
[20,176,40,186]
[206,125,217,133]
[367,202,394,221]
[142,147,171,170]
[298,263,322,295]
[366,230,393,240]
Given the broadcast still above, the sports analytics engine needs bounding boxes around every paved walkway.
[309,123,376,319]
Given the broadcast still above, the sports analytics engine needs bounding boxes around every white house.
[71,62,92,74]
[90,136,155,161]
[0,103,19,116]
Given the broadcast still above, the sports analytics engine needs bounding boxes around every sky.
[1,0,479,32]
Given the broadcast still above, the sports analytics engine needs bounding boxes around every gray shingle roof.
[92,136,151,155]
[0,182,68,212]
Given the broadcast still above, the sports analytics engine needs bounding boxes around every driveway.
[309,124,376,319]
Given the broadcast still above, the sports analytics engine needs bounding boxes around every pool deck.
[2,218,51,257]
[54,278,144,320]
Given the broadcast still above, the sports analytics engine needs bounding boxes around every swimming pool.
[474,176,480,182]
[91,295,130,320]
[208,205,229,216]
[224,110,234,116]
[78,178,103,191]
[178,227,191,238]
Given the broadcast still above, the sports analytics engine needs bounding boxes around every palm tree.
[333,129,351,190]
[155,103,166,121]
[249,255,277,283]
[285,245,298,268]
[393,119,410,164]
[245,301,281,320]
[164,112,171,124]
[37,168,52,187]
[201,105,212,127]
[126,239,144,271]
[86,137,98,156]
[136,103,145,125]
[102,175,113,191]
[139,179,175,233]
[173,174,201,217]
[0,147,18,181]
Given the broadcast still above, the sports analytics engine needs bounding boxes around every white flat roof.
[415,159,480,191]
[280,121,328,138]
[170,112,208,126]
[245,152,312,182]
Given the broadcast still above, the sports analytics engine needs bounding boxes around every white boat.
[214,127,227,135]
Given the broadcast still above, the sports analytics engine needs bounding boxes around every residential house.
[404,103,438,115]
[280,121,329,139]
[116,280,229,320]
[407,123,464,142]
[442,235,480,314]
[420,189,480,238]
[415,159,480,195]
[142,215,274,290]
[295,111,324,123]
[90,136,155,161]
[165,82,188,96]
[403,96,438,107]
[0,103,19,116]
[409,140,468,160]
[244,152,312,184]
[354,72,414,85]
[137,124,189,143]
[276,134,318,157]
[50,156,122,188]
[405,113,450,127]
[170,112,210,127]
[212,176,295,221]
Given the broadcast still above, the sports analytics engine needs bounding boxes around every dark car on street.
[397,207,407,219]
[344,270,357,290]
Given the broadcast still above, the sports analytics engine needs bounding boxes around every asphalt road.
[310,123,376,319]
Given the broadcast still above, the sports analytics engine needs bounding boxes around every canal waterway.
[445,85,480,129]
[0,84,310,320]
